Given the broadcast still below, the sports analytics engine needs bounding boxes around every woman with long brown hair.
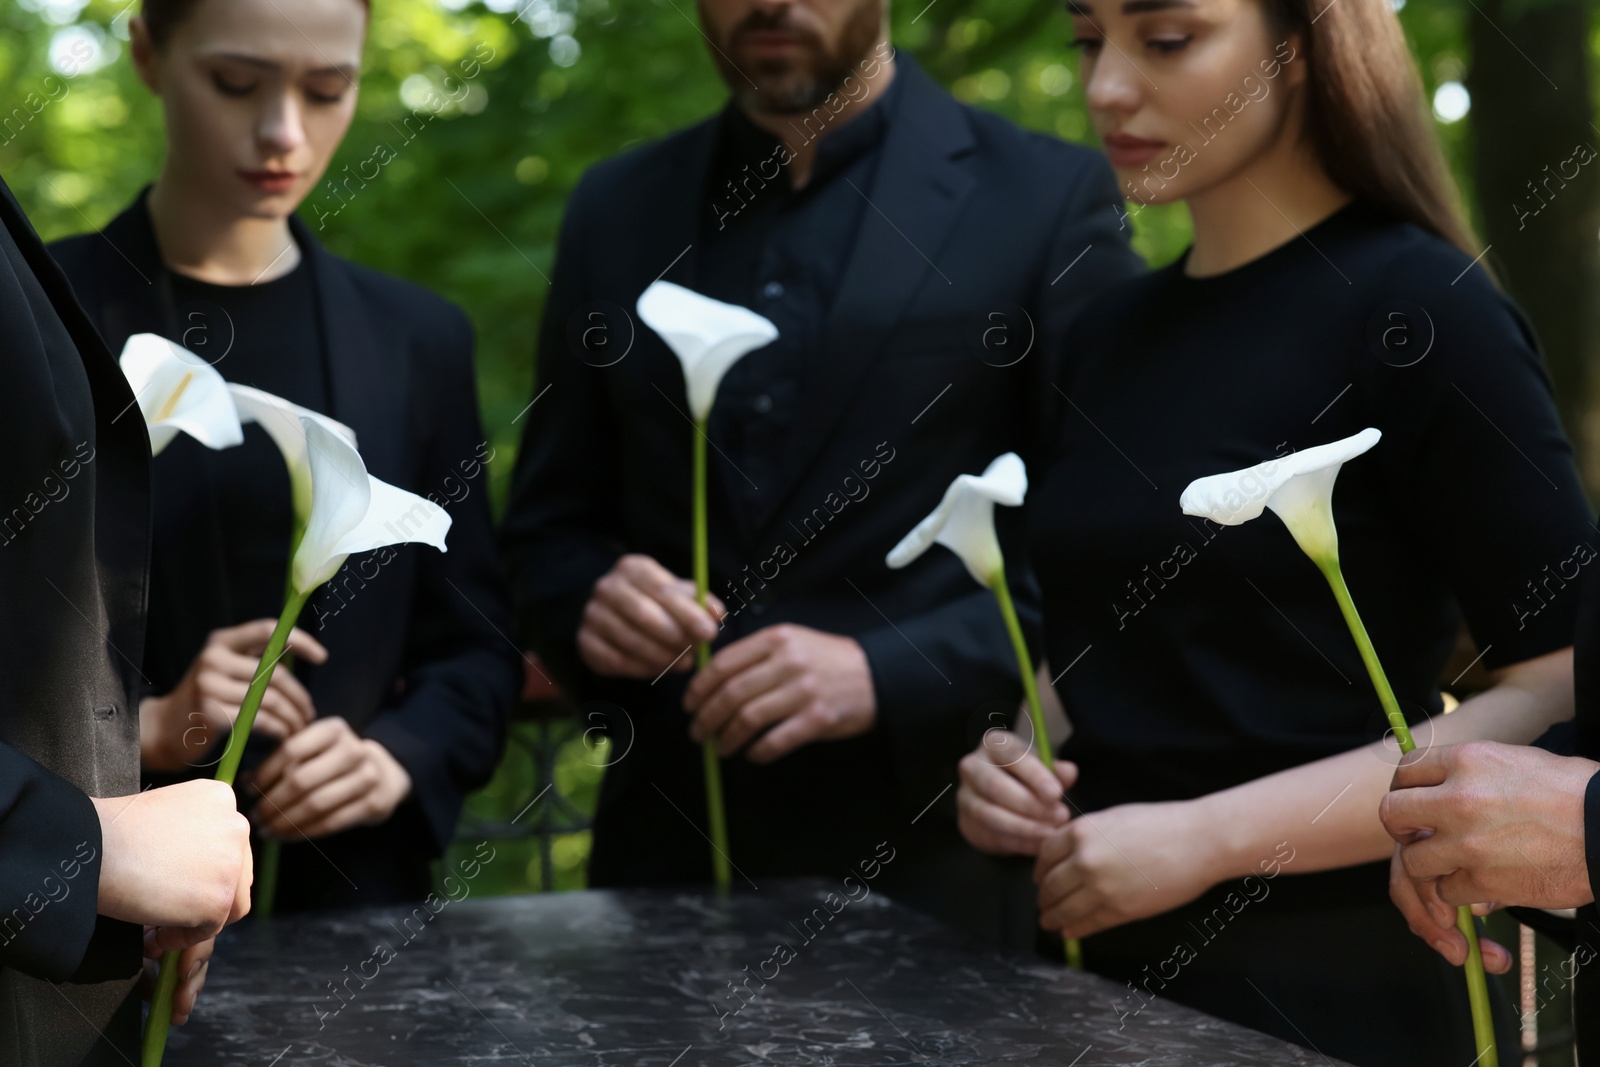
[956,0,1589,1063]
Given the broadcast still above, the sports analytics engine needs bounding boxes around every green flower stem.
[256,527,307,920]
[694,420,732,896]
[140,956,181,1067]
[1315,558,1496,1067]
[992,564,1082,970]
[256,837,280,920]
[143,587,312,1067]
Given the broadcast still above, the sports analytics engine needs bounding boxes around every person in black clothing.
[501,0,1141,944]
[51,0,518,913]
[1382,567,1600,1060]
[955,0,1588,1063]
[0,174,253,1064]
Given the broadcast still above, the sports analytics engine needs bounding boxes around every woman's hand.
[1034,800,1219,938]
[1386,846,1513,974]
[956,729,1075,855]
[141,619,329,771]
[249,717,411,839]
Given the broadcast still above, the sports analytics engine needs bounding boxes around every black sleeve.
[1587,770,1600,909]
[500,179,627,689]
[0,744,104,981]
[858,562,1041,810]
[362,306,520,855]
[1364,247,1595,670]
[859,158,1137,811]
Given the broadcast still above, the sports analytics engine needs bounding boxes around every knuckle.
[1399,849,1424,880]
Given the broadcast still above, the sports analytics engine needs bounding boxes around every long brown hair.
[1268,0,1483,260]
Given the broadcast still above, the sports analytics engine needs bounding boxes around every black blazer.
[0,178,149,1063]
[51,194,519,908]
[502,57,1142,937]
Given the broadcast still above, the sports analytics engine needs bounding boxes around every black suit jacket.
[51,195,519,908]
[1573,569,1600,1054]
[0,178,149,1064]
[502,57,1142,940]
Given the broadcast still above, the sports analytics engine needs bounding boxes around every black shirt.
[696,72,902,508]
[147,263,328,693]
[1033,200,1592,895]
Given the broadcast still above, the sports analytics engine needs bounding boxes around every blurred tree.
[1465,0,1599,491]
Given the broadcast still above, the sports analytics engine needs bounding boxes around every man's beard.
[704,0,884,115]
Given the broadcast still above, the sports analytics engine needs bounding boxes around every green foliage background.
[1,0,1479,896]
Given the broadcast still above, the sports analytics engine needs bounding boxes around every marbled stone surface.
[166,878,1347,1065]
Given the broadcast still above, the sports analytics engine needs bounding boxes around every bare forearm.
[1195,648,1573,884]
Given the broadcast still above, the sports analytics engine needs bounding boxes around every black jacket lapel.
[760,58,976,528]
[293,216,408,486]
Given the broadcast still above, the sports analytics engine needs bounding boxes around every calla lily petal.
[228,384,358,527]
[119,333,244,455]
[887,452,1027,588]
[1179,428,1381,564]
[291,418,450,595]
[637,280,778,421]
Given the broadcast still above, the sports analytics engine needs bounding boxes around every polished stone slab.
[165,878,1346,1065]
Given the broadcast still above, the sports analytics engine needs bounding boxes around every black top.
[698,76,901,501]
[1032,199,1592,898]
[146,266,328,691]
[0,176,148,1063]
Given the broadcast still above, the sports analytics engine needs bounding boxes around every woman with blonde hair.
[52,0,518,915]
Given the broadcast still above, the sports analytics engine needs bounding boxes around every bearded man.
[502,0,1141,945]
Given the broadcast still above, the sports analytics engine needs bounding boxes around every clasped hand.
[578,554,876,761]
[1380,741,1598,975]
[957,728,1220,938]
[139,619,412,840]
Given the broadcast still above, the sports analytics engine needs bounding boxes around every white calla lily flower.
[291,418,451,595]
[119,333,244,455]
[1179,428,1382,564]
[887,452,1028,588]
[636,280,778,421]
[1177,424,1500,1065]
[228,384,358,528]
